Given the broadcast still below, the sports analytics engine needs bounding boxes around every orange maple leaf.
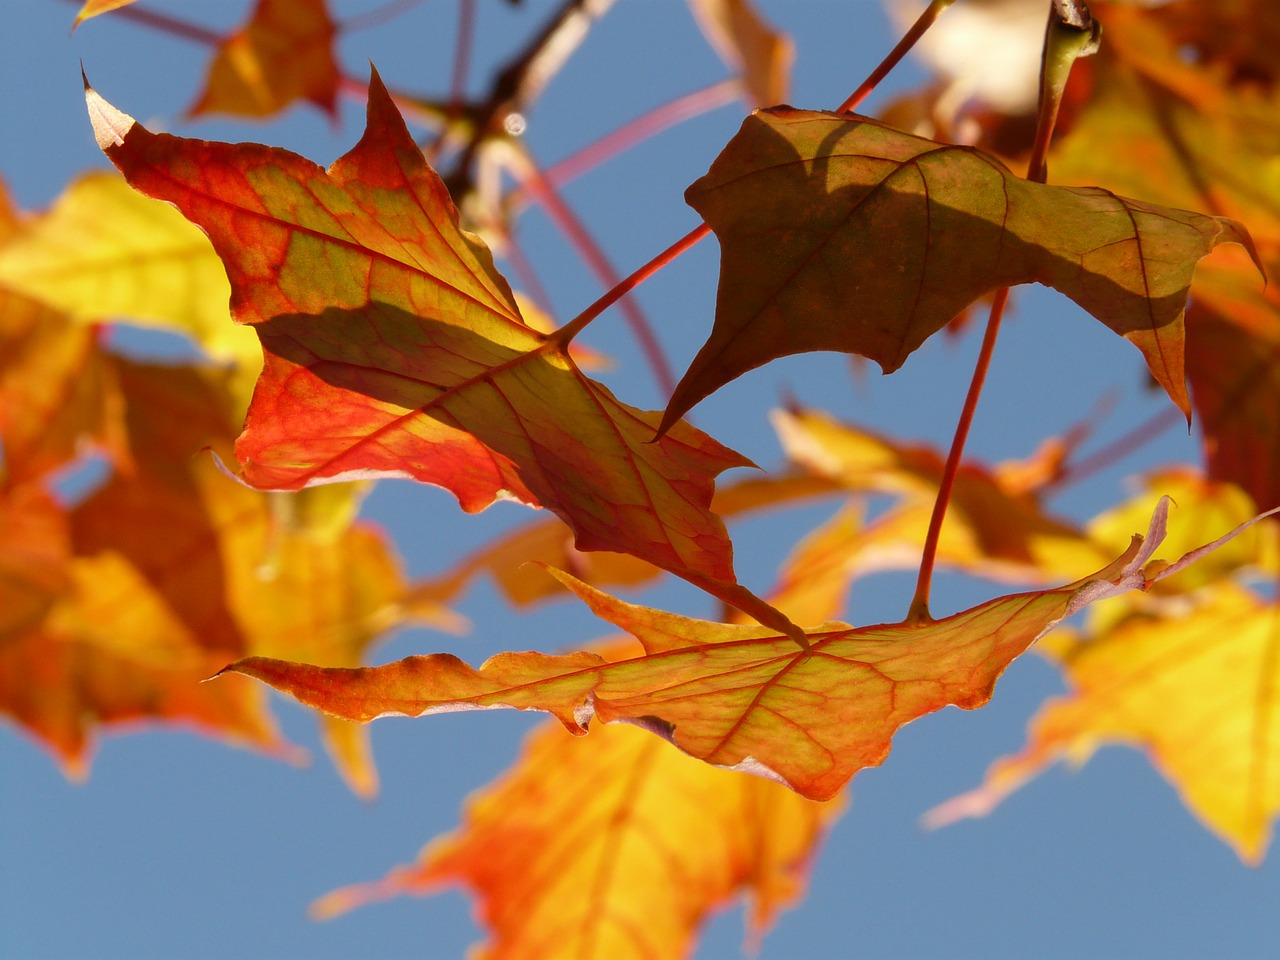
[660,107,1260,434]
[926,474,1280,861]
[85,68,798,643]
[189,0,340,120]
[312,643,843,960]
[925,583,1280,863]
[222,500,1271,801]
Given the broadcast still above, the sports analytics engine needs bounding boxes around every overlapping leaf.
[0,348,454,790]
[660,107,1259,433]
[221,501,1258,801]
[925,583,1280,863]
[772,407,1108,584]
[312,644,842,960]
[0,297,125,489]
[189,0,340,120]
[87,69,797,641]
[313,469,866,959]
[926,473,1280,861]
[0,172,251,367]
[1050,7,1280,510]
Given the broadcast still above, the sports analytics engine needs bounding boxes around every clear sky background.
[2,1,1278,958]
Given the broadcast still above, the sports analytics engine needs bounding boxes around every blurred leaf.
[687,0,793,106]
[189,0,340,120]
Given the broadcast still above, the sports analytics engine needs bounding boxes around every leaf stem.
[339,0,427,33]
[906,3,1100,622]
[503,147,679,395]
[541,79,741,191]
[907,288,1010,624]
[836,0,957,114]
[551,224,710,346]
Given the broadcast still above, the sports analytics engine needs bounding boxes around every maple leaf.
[924,472,1280,861]
[312,643,843,960]
[85,68,799,642]
[312,490,866,960]
[1048,9,1280,511]
[189,0,340,120]
[687,0,793,107]
[1,354,455,791]
[772,407,1108,584]
[220,500,1270,801]
[924,583,1280,864]
[0,544,297,780]
[0,171,253,370]
[659,107,1260,434]
[0,297,126,489]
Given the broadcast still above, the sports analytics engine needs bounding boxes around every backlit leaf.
[925,583,1280,863]
[189,0,340,120]
[1049,10,1280,510]
[0,296,126,488]
[0,545,295,780]
[223,502,1248,801]
[87,69,797,641]
[661,107,1258,432]
[72,0,135,27]
[0,172,254,371]
[312,644,842,959]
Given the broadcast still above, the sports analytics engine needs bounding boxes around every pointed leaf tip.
[84,81,135,151]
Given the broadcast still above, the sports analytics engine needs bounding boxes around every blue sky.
[2,2,1277,957]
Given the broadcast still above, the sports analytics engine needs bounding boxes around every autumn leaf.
[312,643,842,960]
[1048,8,1280,510]
[312,494,869,959]
[188,0,340,120]
[687,0,793,107]
[924,582,1280,864]
[0,483,71,638]
[0,546,298,781]
[659,107,1259,433]
[72,0,135,28]
[772,407,1107,584]
[923,468,1280,862]
[219,500,1266,801]
[86,68,799,642]
[2,355,454,791]
[0,171,253,370]
[1139,0,1280,88]
[0,297,126,489]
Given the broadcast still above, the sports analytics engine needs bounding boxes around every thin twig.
[504,145,679,395]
